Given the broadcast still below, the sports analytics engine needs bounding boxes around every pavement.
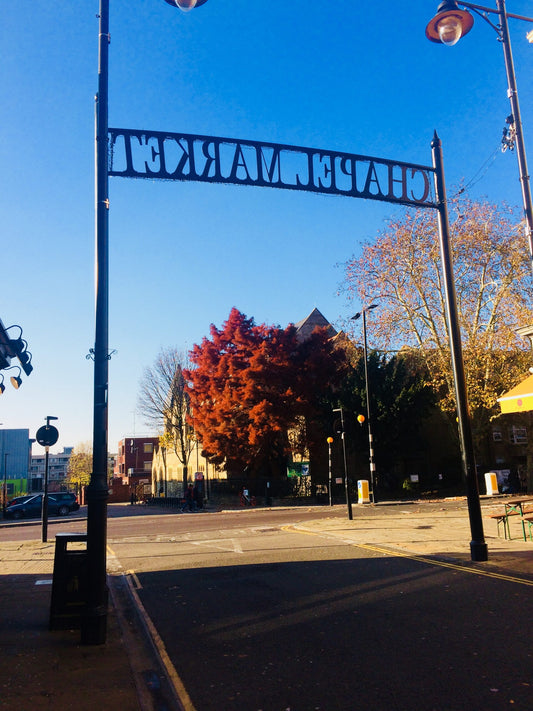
[0,496,532,711]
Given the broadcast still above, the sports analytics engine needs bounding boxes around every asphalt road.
[2,504,531,710]
[103,507,533,711]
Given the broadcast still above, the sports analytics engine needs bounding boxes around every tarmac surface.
[0,496,532,711]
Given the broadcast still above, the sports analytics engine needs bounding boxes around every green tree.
[66,442,92,494]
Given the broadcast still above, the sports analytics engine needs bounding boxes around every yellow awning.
[497,373,533,413]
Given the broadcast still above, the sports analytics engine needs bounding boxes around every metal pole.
[341,431,352,520]
[431,132,488,562]
[496,0,533,270]
[334,408,353,520]
[327,438,333,506]
[83,0,110,645]
[362,311,377,503]
[41,446,49,543]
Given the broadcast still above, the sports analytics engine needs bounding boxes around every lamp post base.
[81,597,109,645]
[470,540,489,562]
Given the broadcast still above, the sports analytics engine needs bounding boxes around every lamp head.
[326,436,334,444]
[10,373,22,390]
[357,414,366,425]
[351,304,378,320]
[425,1,474,46]
[4,366,23,390]
[164,0,209,11]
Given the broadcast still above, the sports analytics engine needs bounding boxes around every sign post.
[36,416,59,543]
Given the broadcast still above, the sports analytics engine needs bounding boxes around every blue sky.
[2,1,532,453]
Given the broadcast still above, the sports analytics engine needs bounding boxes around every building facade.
[151,438,226,498]
[114,436,159,489]
[0,429,32,500]
[29,446,74,492]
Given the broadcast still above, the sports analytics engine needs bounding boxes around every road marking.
[128,570,143,590]
[289,526,533,587]
[354,542,533,586]
[190,538,243,554]
[125,576,198,711]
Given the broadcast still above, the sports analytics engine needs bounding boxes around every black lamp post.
[327,436,333,506]
[86,0,207,646]
[426,1,533,270]
[333,407,352,520]
[351,305,378,503]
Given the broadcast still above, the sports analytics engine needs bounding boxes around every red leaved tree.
[185,308,346,477]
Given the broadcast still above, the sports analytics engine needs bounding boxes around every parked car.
[4,493,80,520]
[7,495,35,508]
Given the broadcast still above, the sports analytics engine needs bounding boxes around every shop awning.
[497,373,533,413]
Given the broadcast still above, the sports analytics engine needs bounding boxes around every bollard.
[357,480,370,504]
[484,472,499,496]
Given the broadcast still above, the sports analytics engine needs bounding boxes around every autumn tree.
[340,195,533,447]
[67,442,93,494]
[137,348,193,490]
[185,308,346,477]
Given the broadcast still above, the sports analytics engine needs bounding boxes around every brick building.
[114,436,158,489]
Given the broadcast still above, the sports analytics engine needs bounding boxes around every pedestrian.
[181,483,196,512]
[518,465,527,493]
[240,486,250,506]
[193,477,204,509]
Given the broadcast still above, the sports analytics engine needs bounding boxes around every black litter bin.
[49,532,88,630]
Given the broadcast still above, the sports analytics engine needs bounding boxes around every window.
[143,443,153,454]
[492,430,503,442]
[510,426,527,445]
[144,461,152,471]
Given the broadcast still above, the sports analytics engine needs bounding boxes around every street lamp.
[8,367,23,390]
[326,436,334,506]
[333,407,352,520]
[86,0,206,646]
[426,1,533,270]
[164,0,209,9]
[351,305,378,503]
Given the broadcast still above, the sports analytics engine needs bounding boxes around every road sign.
[36,425,59,448]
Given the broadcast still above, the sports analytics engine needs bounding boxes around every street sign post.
[36,417,59,543]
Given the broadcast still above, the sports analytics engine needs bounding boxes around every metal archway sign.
[109,128,438,210]
[106,125,487,561]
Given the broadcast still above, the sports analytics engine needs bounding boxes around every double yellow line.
[354,541,533,587]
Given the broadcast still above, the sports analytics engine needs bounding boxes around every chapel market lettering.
[108,128,437,209]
